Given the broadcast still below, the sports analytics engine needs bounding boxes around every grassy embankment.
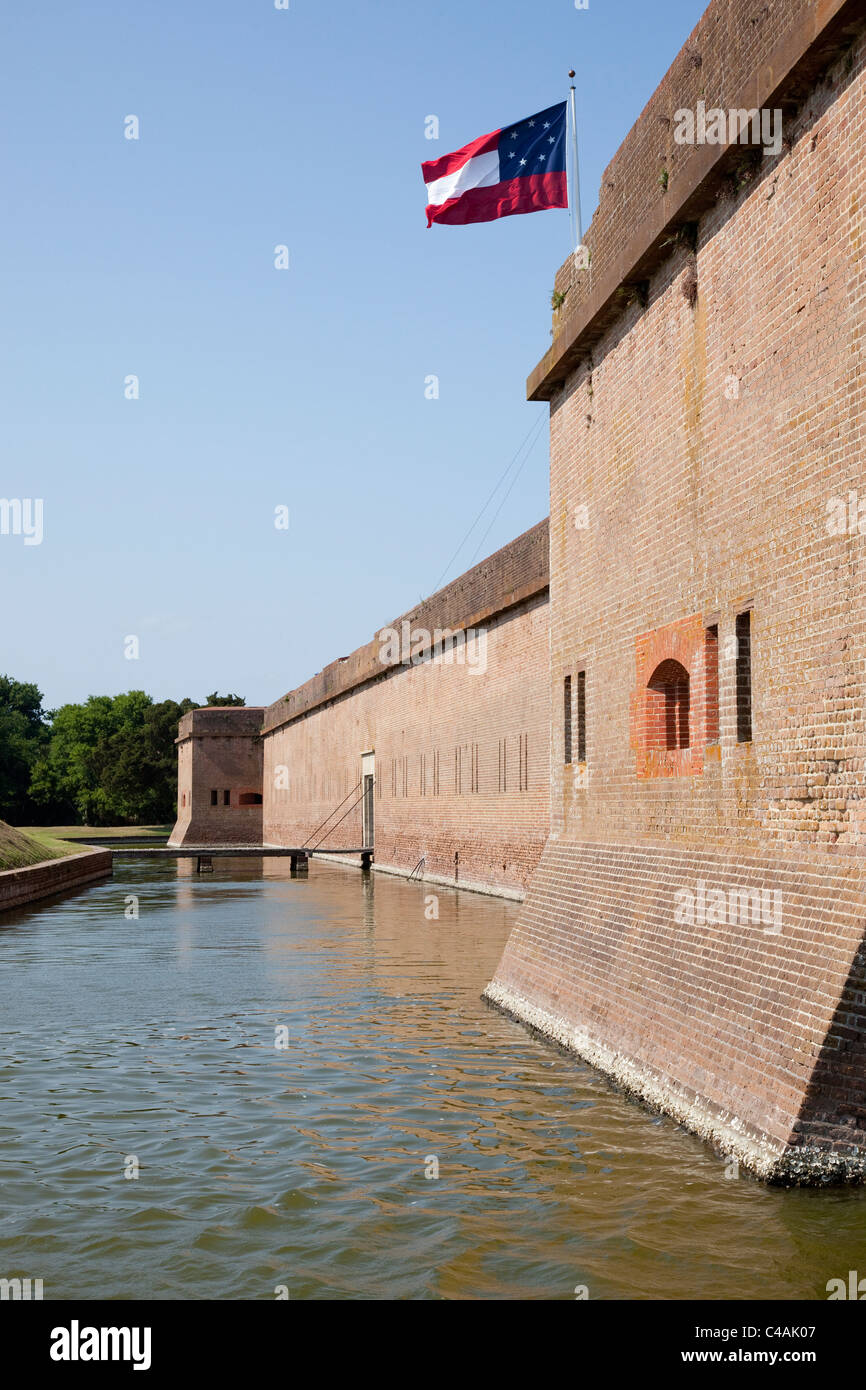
[0,824,171,871]
[0,822,92,871]
[24,825,172,842]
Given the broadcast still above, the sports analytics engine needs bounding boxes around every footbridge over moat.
[99,845,374,874]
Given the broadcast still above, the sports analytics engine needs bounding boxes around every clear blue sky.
[0,0,704,709]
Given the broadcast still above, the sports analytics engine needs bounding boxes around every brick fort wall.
[486,0,866,1180]
[261,521,550,897]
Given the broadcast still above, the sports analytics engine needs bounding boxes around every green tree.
[29,692,197,826]
[0,676,50,821]
[205,692,245,706]
[101,698,197,822]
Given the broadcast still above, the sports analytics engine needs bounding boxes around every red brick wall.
[169,708,265,846]
[488,8,866,1179]
[629,615,716,778]
[550,23,865,854]
[262,524,550,896]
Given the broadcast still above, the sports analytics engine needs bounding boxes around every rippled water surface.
[1,857,865,1300]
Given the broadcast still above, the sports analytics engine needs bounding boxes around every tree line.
[0,676,244,827]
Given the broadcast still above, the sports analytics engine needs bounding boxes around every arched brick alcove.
[630,614,715,778]
[646,658,690,751]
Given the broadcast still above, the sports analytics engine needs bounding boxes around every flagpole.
[568,69,587,268]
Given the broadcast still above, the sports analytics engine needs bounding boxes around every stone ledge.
[0,848,113,914]
[372,860,526,902]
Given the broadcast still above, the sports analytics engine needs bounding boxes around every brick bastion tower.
[485,0,866,1181]
[169,706,265,846]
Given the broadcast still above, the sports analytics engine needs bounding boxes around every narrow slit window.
[210,789,218,806]
[223,789,230,806]
[736,610,752,743]
[564,675,573,765]
[705,625,719,745]
[576,670,586,763]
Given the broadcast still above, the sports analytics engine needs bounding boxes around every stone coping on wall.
[301,851,528,901]
[371,860,526,902]
[175,707,266,744]
[261,518,550,736]
[0,848,113,915]
[529,0,862,401]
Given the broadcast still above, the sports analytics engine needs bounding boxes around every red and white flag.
[421,102,567,228]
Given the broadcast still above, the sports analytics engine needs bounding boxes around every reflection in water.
[0,856,864,1300]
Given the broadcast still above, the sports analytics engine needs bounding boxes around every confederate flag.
[421,102,567,228]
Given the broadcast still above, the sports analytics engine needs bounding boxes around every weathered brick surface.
[262,523,550,895]
[488,840,866,1178]
[169,707,265,846]
[488,6,866,1179]
[630,614,715,778]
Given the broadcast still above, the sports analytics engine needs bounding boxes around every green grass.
[0,822,94,872]
[1,822,172,872]
[20,824,172,842]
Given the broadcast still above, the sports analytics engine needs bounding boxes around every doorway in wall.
[361,752,375,849]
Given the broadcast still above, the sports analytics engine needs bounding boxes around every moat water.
[1,856,864,1301]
